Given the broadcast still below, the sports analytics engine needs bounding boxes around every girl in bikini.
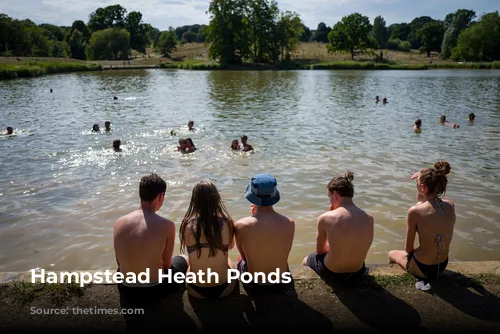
[388,160,456,281]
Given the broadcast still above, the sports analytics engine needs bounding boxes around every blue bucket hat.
[245,173,280,207]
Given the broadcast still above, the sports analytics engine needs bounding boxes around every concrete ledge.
[2,261,499,284]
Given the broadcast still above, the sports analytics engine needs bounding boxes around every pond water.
[1,69,500,271]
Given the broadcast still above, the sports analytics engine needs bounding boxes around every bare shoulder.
[234,216,254,230]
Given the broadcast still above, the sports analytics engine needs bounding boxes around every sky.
[0,0,498,30]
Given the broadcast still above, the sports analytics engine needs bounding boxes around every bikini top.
[185,219,230,254]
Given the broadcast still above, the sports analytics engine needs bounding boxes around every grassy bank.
[0,62,102,80]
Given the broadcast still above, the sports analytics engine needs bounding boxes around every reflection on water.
[0,69,500,271]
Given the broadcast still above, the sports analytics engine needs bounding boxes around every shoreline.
[1,60,499,80]
[1,261,499,333]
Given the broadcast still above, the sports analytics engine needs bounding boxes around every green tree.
[388,23,410,41]
[65,20,91,59]
[417,21,445,57]
[88,5,127,32]
[182,31,197,43]
[144,24,161,47]
[206,0,250,64]
[196,25,207,42]
[299,23,312,42]
[125,11,149,53]
[408,16,435,49]
[272,11,303,62]
[441,9,476,59]
[156,28,178,57]
[86,28,130,60]
[312,22,331,42]
[247,0,279,63]
[327,13,375,60]
[372,15,388,49]
[451,11,500,61]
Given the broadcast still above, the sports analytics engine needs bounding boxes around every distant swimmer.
[414,119,422,133]
[92,123,100,132]
[170,130,176,136]
[185,138,196,153]
[6,126,13,135]
[177,138,188,153]
[105,121,111,132]
[113,96,118,100]
[240,135,254,152]
[230,139,240,151]
[50,89,53,93]
[440,115,459,128]
[113,139,122,152]
[188,120,195,131]
[376,96,380,103]
[468,113,475,122]
[383,97,388,104]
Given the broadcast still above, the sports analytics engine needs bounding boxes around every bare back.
[323,205,374,273]
[412,199,455,264]
[113,209,175,282]
[183,219,234,286]
[235,210,294,274]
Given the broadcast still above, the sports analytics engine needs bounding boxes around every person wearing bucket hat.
[234,174,295,290]
[302,171,374,283]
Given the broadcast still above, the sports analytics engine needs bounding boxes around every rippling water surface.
[1,69,499,271]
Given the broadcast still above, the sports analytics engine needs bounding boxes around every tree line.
[1,2,499,63]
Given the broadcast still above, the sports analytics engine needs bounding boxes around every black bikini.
[186,220,231,299]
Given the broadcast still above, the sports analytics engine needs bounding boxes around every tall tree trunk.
[351,48,354,60]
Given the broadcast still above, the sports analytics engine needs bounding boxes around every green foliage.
[88,5,127,32]
[125,11,150,53]
[388,23,410,41]
[312,22,331,42]
[327,13,375,60]
[0,62,101,80]
[156,28,178,58]
[398,40,412,51]
[417,21,445,57]
[493,61,500,69]
[247,0,280,63]
[407,16,435,49]
[441,9,476,59]
[373,16,388,49]
[182,31,197,44]
[273,11,304,63]
[86,28,130,60]
[451,11,500,61]
[299,24,312,42]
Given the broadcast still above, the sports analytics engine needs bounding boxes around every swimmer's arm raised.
[316,216,329,255]
[405,208,417,253]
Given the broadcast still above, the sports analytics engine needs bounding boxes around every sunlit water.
[1,69,500,272]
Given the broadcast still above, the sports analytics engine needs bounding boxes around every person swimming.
[414,119,422,133]
[382,97,388,104]
[92,124,100,132]
[240,135,254,152]
[376,96,380,103]
[185,138,196,153]
[468,113,475,121]
[113,96,118,100]
[188,121,195,131]
[177,138,188,153]
[105,121,111,132]
[113,139,122,152]
[6,126,13,135]
[440,115,459,128]
[230,140,240,151]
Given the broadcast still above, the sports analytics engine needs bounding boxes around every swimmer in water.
[185,138,196,153]
[188,121,195,131]
[230,140,240,151]
[6,126,14,135]
[113,139,122,152]
[440,115,459,128]
[113,96,118,100]
[468,113,475,122]
[92,123,100,132]
[105,121,111,132]
[177,138,188,153]
[414,119,422,133]
[240,135,253,152]
[376,96,380,103]
[383,97,388,104]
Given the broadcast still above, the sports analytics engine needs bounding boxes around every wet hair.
[179,181,234,258]
[327,171,354,198]
[6,126,13,134]
[469,113,475,120]
[231,139,238,149]
[186,138,194,146]
[113,139,121,149]
[139,173,167,202]
[178,138,186,144]
[418,161,451,198]
[440,115,446,122]
[188,121,194,126]
[241,135,248,141]
[92,123,100,131]
[105,121,111,127]
[415,119,422,126]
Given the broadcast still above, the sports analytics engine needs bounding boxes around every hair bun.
[344,170,354,182]
[434,160,451,176]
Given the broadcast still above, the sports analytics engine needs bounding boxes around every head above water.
[105,121,111,130]
[179,181,234,258]
[245,173,280,207]
[231,139,239,149]
[241,135,248,144]
[113,139,121,149]
[415,119,422,128]
[327,171,355,209]
[468,113,475,121]
[188,121,194,129]
[440,115,446,123]
[6,126,13,135]
[92,124,100,132]
[139,173,167,209]
[417,161,451,199]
